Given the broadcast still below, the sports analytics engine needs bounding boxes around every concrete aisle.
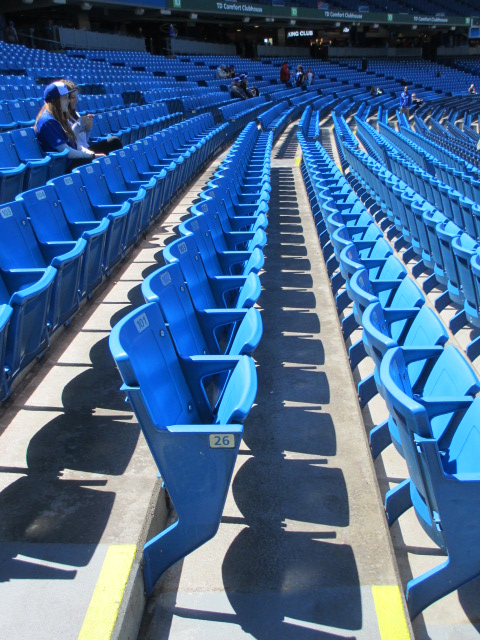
[139,126,409,640]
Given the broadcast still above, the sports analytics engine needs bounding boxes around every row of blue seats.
[345,116,480,359]
[299,130,480,620]
[109,121,271,594]
[0,114,231,402]
[0,104,197,204]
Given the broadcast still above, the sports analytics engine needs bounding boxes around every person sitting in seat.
[239,74,258,98]
[370,85,383,97]
[411,92,424,107]
[230,77,248,100]
[63,79,122,155]
[468,83,476,94]
[34,81,103,172]
[216,65,229,80]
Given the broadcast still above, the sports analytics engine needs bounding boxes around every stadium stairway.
[3,119,462,640]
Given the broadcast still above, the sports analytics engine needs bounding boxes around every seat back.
[0,132,22,168]
[48,173,97,223]
[0,200,47,268]
[163,234,218,309]
[142,262,210,356]
[9,127,45,161]
[110,301,203,426]
[76,162,115,206]
[19,185,73,243]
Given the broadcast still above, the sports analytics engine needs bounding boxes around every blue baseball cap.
[232,77,240,82]
[44,81,71,103]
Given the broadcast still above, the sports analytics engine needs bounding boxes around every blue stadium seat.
[113,146,165,223]
[48,172,125,275]
[380,345,480,618]
[9,127,69,180]
[0,131,26,202]
[17,187,88,325]
[141,261,262,357]
[179,213,264,277]
[361,302,449,458]
[0,130,50,190]
[95,155,151,243]
[163,234,261,310]
[109,301,257,595]
[0,201,57,379]
[191,194,268,233]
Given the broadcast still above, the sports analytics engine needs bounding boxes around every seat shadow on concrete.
[0,334,139,581]
[222,533,360,638]
[274,128,301,160]
[242,408,336,458]
[458,576,480,627]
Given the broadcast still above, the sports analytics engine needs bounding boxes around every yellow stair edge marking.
[372,585,411,640]
[78,544,137,640]
[295,156,302,166]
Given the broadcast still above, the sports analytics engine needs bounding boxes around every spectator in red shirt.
[280,62,290,86]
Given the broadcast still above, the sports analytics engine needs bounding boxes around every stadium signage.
[413,15,449,23]
[287,30,314,38]
[324,11,363,19]
[216,2,264,12]
[167,0,471,26]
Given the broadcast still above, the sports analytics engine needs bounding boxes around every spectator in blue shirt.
[399,85,412,118]
[34,81,102,171]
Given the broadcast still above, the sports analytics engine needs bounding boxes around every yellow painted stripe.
[372,586,411,640]
[295,156,302,166]
[78,545,136,640]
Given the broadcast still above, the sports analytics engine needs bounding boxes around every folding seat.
[195,205,266,255]
[361,301,448,457]
[116,108,140,142]
[141,262,262,357]
[49,171,126,274]
[104,111,131,146]
[88,112,115,140]
[436,220,464,307]
[9,126,69,180]
[17,187,92,322]
[92,155,149,248]
[179,213,264,278]
[163,234,261,311]
[139,137,181,204]
[123,107,149,139]
[6,100,34,128]
[0,132,27,201]
[0,86,13,102]
[109,301,257,595]
[379,345,480,618]
[422,207,450,289]
[23,98,43,122]
[191,193,268,234]
[107,150,158,231]
[2,130,51,191]
[0,201,57,379]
